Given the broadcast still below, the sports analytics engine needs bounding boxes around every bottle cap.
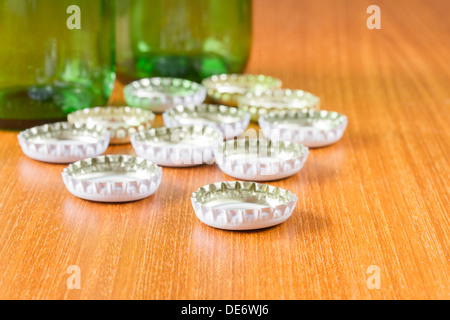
[62,155,162,203]
[259,110,348,148]
[162,104,251,140]
[68,106,155,145]
[124,77,207,113]
[191,181,298,231]
[238,89,320,122]
[18,122,110,164]
[214,139,309,181]
[131,126,223,167]
[202,74,282,107]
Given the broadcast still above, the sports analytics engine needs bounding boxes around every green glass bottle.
[116,0,252,83]
[0,0,115,130]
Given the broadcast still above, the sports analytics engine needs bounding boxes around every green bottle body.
[116,0,252,83]
[0,0,116,130]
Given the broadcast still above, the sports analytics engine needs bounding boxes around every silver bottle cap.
[191,181,298,231]
[202,74,282,107]
[62,155,162,203]
[18,122,110,164]
[259,109,348,148]
[214,139,309,181]
[68,106,155,145]
[124,77,206,113]
[238,89,320,122]
[162,104,250,140]
[131,126,223,167]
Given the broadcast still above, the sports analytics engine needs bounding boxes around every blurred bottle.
[0,0,116,130]
[116,0,252,83]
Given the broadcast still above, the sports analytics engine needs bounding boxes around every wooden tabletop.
[0,0,449,300]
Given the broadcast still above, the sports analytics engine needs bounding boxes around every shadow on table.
[61,192,160,235]
[191,209,330,242]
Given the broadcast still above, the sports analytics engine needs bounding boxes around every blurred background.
[0,0,449,300]
[1,0,449,130]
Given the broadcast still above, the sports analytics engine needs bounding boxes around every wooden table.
[0,0,449,300]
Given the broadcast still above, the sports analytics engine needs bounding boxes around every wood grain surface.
[0,0,449,300]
